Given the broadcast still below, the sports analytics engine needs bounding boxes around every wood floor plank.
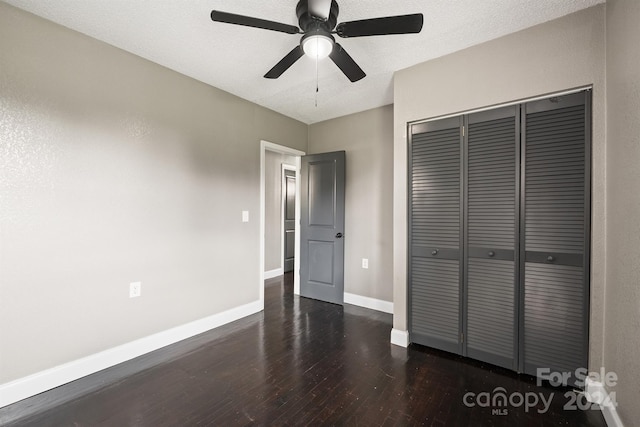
[2,274,607,426]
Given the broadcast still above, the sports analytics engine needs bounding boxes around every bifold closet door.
[464,107,519,370]
[521,92,590,383]
[409,117,463,354]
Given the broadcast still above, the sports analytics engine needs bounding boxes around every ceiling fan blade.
[329,43,366,82]
[336,13,423,38]
[211,10,300,35]
[308,0,332,20]
[264,46,305,79]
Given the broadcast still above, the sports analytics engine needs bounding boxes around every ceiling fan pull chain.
[315,45,319,107]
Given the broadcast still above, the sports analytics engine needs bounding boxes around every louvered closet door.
[465,107,519,370]
[521,92,590,384]
[409,117,463,354]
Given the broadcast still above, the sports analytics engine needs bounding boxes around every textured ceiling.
[3,0,604,124]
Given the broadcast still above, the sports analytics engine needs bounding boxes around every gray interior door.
[300,151,345,305]
[409,117,463,354]
[283,169,296,273]
[520,91,590,385]
[464,106,519,370]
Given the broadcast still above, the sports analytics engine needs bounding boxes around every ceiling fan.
[210,0,424,82]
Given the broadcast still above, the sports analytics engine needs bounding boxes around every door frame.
[260,140,305,307]
[281,163,297,275]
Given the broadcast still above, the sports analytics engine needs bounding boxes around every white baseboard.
[264,268,283,280]
[0,300,262,409]
[344,292,393,314]
[390,329,409,348]
[585,378,624,427]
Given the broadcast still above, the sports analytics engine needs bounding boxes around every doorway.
[282,166,296,273]
[260,141,305,306]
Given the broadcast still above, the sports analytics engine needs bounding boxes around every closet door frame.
[407,89,591,382]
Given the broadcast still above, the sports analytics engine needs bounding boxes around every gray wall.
[605,0,640,425]
[308,106,394,302]
[264,151,298,273]
[0,3,307,383]
[393,5,607,373]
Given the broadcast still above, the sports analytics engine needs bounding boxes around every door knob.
[335,232,343,239]
[488,251,495,257]
[431,249,439,256]
[547,255,555,262]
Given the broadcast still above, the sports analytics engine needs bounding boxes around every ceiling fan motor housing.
[296,0,339,32]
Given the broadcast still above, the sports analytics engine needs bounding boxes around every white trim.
[390,329,410,348]
[0,300,262,408]
[262,140,305,157]
[585,378,624,427]
[344,292,394,314]
[260,142,267,307]
[264,268,284,280]
[281,163,297,276]
[293,155,301,295]
[260,140,304,303]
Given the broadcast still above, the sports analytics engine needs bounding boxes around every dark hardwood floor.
[3,273,606,426]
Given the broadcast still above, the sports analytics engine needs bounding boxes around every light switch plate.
[242,210,249,222]
[362,258,369,269]
[129,282,141,298]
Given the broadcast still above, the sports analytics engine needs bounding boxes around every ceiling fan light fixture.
[302,33,334,59]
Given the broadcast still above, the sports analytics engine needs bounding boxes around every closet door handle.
[431,249,439,256]
[488,251,495,257]
[335,233,343,239]
[547,255,555,262]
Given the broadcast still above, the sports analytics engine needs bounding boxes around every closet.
[408,91,590,383]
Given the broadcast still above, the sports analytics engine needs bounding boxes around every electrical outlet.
[362,258,369,269]
[129,282,141,298]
